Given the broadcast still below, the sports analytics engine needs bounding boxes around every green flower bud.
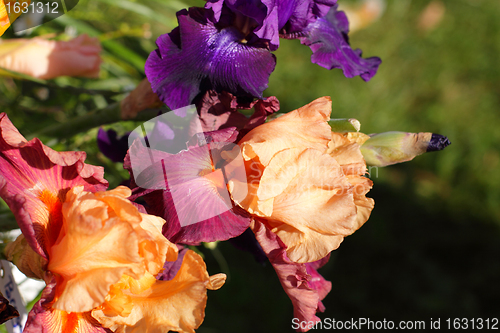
[360,132,450,167]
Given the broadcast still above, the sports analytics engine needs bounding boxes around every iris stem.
[204,243,231,281]
[26,104,163,141]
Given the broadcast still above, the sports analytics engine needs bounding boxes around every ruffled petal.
[145,8,276,109]
[195,90,280,139]
[305,255,332,312]
[205,0,280,49]
[24,280,111,333]
[205,0,337,50]
[234,97,374,263]
[239,96,332,167]
[327,132,367,176]
[251,220,327,332]
[195,90,251,133]
[92,250,226,333]
[124,133,251,245]
[346,175,374,230]
[279,0,337,34]
[327,132,374,229]
[137,212,178,273]
[0,113,108,259]
[255,148,358,263]
[300,4,381,81]
[47,186,174,313]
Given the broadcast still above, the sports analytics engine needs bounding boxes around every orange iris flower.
[0,113,225,333]
[231,97,375,263]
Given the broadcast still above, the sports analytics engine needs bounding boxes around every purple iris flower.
[206,0,337,50]
[97,128,130,163]
[146,7,276,110]
[297,3,381,80]
[146,0,381,109]
[97,114,186,163]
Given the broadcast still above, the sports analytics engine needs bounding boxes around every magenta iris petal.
[300,4,381,81]
[195,90,279,140]
[124,129,251,245]
[252,220,331,331]
[0,113,108,259]
[305,254,332,312]
[145,8,276,109]
[186,127,239,149]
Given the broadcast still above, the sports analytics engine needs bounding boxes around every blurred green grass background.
[1,0,500,332]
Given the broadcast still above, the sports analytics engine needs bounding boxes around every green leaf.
[93,0,171,24]
[53,15,146,73]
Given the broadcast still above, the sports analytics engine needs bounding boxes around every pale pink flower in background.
[339,0,386,33]
[418,1,446,32]
[0,34,101,79]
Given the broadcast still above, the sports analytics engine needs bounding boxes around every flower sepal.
[4,234,47,280]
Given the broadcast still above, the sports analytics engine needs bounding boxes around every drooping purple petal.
[157,247,189,281]
[239,95,280,138]
[251,220,331,332]
[300,4,381,81]
[195,90,249,134]
[194,90,279,139]
[145,8,276,110]
[124,129,251,245]
[279,0,337,34]
[97,128,130,163]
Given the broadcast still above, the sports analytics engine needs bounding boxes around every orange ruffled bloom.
[0,34,101,79]
[0,113,225,333]
[7,186,225,333]
[232,97,374,263]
